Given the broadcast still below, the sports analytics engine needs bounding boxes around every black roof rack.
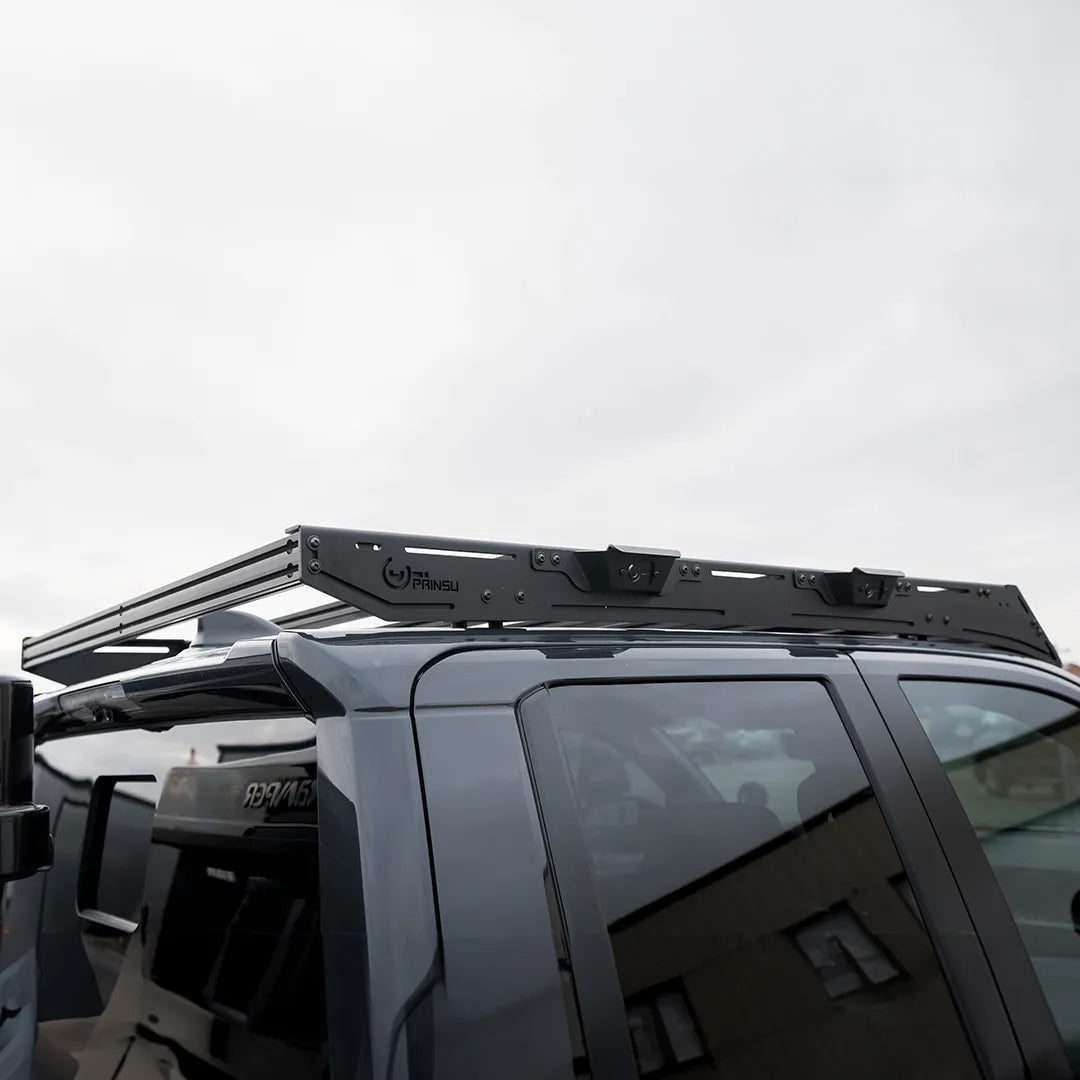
[21,524,1060,685]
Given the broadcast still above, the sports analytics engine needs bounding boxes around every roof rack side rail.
[21,525,1061,685]
[22,532,301,684]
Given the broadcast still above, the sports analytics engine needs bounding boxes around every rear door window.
[540,679,981,1079]
[902,679,1080,1069]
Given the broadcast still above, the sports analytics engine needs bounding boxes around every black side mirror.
[0,676,52,882]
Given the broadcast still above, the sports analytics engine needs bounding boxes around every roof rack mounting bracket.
[535,545,681,595]
[802,567,904,608]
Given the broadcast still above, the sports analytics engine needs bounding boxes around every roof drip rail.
[21,525,1061,685]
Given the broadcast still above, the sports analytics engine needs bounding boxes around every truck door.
[413,646,1025,1080]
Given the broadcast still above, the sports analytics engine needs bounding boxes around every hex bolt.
[481,589,493,603]
[307,536,321,551]
[536,552,546,564]
[551,553,561,565]
[308,559,322,573]
[515,590,527,603]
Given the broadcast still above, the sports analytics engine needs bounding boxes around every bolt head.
[551,553,561,565]
[680,565,689,577]
[536,552,546,564]
[308,559,322,573]
[515,590,526,603]
[307,536,320,551]
[481,589,493,603]
[693,565,701,576]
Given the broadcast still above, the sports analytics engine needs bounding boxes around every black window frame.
[511,650,1028,1080]
[854,651,1077,1080]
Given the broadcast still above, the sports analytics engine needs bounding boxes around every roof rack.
[21,524,1060,685]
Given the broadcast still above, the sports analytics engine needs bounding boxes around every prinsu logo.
[383,558,460,593]
[383,559,412,589]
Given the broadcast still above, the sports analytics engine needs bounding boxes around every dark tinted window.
[32,717,323,1080]
[903,679,1080,1068]
[545,680,980,1079]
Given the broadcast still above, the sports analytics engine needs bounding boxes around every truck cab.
[2,526,1078,1080]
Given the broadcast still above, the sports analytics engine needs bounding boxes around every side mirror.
[0,676,52,882]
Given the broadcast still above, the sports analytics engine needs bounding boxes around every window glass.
[32,716,324,1080]
[545,680,980,1079]
[902,679,1080,1069]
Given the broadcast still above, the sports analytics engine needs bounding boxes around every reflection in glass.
[548,680,981,1079]
[626,982,706,1077]
[792,906,900,998]
[31,718,325,1080]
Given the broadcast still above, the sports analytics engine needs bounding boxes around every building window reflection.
[625,981,708,1077]
[791,905,903,999]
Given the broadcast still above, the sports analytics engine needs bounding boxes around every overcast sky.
[2,1,1078,690]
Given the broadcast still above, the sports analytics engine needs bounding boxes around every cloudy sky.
[2,1,1078,688]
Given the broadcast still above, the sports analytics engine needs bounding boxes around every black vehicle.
[2,525,1080,1080]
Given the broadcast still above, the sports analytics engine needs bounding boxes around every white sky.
[2,1,1079,689]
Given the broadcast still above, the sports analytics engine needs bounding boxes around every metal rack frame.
[21,524,1060,685]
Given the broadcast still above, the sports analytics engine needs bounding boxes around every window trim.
[854,653,1076,1080]
[517,659,1024,1080]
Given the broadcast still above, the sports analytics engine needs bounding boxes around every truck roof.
[31,620,1068,745]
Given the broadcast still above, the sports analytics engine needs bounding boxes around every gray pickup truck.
[1,525,1078,1080]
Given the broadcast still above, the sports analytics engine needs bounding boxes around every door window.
[541,679,981,1079]
[902,679,1080,1069]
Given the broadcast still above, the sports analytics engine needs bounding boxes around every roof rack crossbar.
[274,601,364,632]
[21,525,1060,684]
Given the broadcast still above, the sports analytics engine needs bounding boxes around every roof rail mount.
[21,525,1060,685]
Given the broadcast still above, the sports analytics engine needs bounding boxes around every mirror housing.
[0,676,52,882]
